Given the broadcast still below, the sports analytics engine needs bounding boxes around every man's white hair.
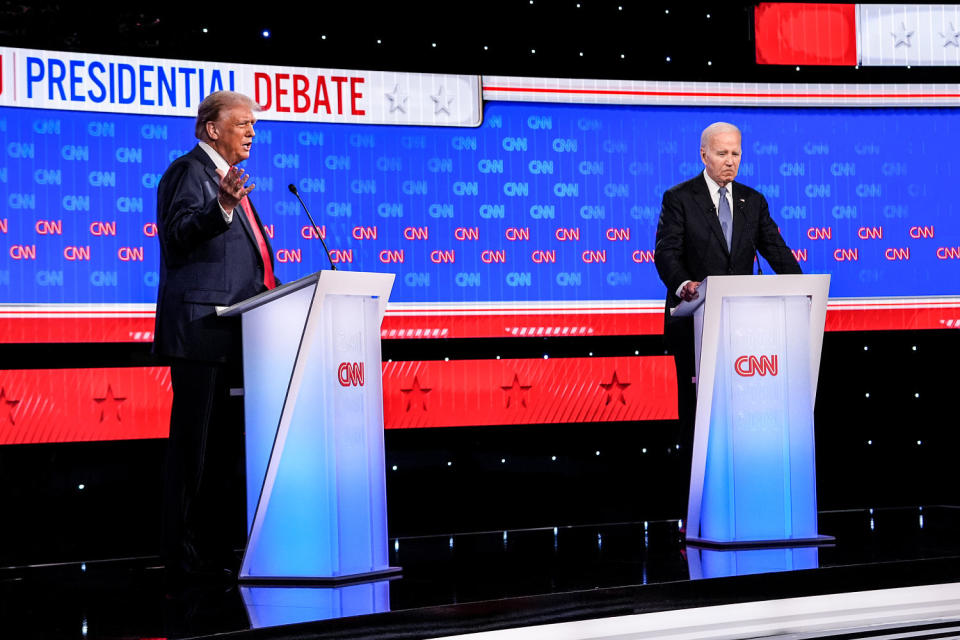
[700,122,742,149]
[195,91,259,140]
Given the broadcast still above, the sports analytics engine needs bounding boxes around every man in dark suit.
[154,90,277,579]
[654,122,801,493]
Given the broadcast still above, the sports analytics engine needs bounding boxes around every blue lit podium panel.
[220,270,398,582]
[240,581,391,629]
[675,275,832,547]
[687,547,819,580]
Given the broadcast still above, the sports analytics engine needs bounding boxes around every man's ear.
[205,120,219,141]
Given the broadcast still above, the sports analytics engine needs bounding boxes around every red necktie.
[239,196,276,290]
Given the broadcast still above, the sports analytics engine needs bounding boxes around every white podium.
[219,270,399,582]
[673,274,833,548]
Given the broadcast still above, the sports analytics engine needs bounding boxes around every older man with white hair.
[654,121,801,514]
[154,90,278,581]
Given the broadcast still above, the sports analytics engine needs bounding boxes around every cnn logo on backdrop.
[338,362,365,387]
[734,355,779,377]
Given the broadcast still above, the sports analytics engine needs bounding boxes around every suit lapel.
[691,176,730,256]
[195,149,222,204]
[730,182,748,257]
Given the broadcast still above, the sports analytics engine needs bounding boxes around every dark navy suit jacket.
[154,145,276,362]
[654,174,801,335]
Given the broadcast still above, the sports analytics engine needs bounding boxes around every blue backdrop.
[0,102,952,305]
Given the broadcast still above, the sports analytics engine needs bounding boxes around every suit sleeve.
[654,188,692,294]
[754,194,802,275]
[157,160,230,261]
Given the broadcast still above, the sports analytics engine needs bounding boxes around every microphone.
[288,183,337,271]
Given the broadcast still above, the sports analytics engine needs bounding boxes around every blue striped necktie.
[717,186,732,250]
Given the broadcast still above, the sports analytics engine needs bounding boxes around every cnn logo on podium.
[337,362,365,387]
[734,355,779,377]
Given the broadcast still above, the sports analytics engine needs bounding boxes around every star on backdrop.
[400,376,432,411]
[939,23,960,47]
[891,21,914,47]
[93,384,126,423]
[501,374,533,409]
[599,371,630,406]
[0,387,20,426]
[431,86,454,115]
[385,84,408,113]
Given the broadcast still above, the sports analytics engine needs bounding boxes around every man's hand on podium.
[680,280,701,302]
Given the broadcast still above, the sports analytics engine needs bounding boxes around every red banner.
[383,356,676,429]
[1,302,957,444]
[0,356,676,444]
[0,367,171,445]
[755,3,857,66]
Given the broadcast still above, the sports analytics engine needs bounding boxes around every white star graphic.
[385,84,408,114]
[940,22,960,47]
[431,86,455,115]
[891,21,914,48]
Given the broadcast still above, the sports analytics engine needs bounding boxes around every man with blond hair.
[154,90,278,580]
[654,122,801,514]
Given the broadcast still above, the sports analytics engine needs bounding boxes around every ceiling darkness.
[1,1,955,84]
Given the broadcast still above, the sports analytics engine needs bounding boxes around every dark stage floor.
[5,506,960,639]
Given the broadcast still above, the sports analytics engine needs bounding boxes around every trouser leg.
[162,359,241,571]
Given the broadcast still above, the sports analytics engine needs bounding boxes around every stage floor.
[4,506,960,639]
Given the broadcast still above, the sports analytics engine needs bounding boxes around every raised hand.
[216,166,255,212]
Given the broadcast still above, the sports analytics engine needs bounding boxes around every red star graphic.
[599,371,630,406]
[93,384,126,422]
[399,376,432,412]
[501,373,533,409]
[0,387,20,426]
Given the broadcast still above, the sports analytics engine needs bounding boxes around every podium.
[219,270,400,582]
[240,579,391,628]
[672,274,833,548]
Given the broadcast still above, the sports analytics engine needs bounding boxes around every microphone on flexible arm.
[288,183,337,271]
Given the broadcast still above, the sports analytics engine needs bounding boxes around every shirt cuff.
[218,201,233,223]
[676,280,691,297]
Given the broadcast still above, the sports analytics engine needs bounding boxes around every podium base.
[239,566,403,586]
[685,534,835,550]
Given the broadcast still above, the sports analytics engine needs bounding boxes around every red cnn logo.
[337,362,365,387]
[734,355,779,377]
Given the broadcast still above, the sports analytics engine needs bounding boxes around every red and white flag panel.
[756,3,960,66]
